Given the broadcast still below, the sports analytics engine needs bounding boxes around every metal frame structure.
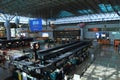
[0,0,120,19]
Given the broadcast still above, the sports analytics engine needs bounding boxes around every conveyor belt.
[37,41,87,60]
[11,40,92,80]
[45,44,90,66]
[36,41,79,54]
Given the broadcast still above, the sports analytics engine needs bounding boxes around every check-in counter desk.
[97,39,110,45]
[114,39,120,47]
[0,38,33,49]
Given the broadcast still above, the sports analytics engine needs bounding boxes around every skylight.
[98,4,107,12]
[57,10,74,17]
[106,4,113,12]
[54,12,120,24]
[114,5,120,11]
[78,9,93,14]
[98,4,118,12]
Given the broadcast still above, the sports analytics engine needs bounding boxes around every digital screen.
[95,32,100,39]
[29,19,42,32]
[96,32,109,39]
[42,33,49,37]
[101,34,106,37]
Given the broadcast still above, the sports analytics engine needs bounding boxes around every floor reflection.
[81,45,120,80]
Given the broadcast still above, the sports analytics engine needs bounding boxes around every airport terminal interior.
[0,0,120,80]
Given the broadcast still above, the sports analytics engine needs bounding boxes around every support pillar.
[15,17,19,37]
[4,20,11,40]
[80,28,84,40]
[46,18,48,29]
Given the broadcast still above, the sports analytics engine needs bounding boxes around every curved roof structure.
[0,0,120,19]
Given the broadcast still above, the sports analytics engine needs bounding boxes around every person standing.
[118,43,120,53]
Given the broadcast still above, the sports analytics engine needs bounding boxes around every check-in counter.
[97,39,110,45]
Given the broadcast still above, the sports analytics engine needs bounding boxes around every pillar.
[4,20,11,40]
[80,28,84,40]
[15,17,19,37]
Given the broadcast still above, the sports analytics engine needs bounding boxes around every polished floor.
[81,44,120,80]
[0,42,120,80]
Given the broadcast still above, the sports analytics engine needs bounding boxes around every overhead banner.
[29,19,42,32]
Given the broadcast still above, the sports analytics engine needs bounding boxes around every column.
[4,20,11,40]
[15,17,19,37]
[80,28,84,40]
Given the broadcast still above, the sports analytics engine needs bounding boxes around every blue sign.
[29,19,42,32]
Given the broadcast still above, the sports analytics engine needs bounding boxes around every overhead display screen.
[42,33,49,37]
[95,32,109,39]
[29,19,42,32]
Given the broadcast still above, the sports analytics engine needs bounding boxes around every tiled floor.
[81,45,120,80]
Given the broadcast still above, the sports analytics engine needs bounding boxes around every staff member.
[33,42,40,61]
